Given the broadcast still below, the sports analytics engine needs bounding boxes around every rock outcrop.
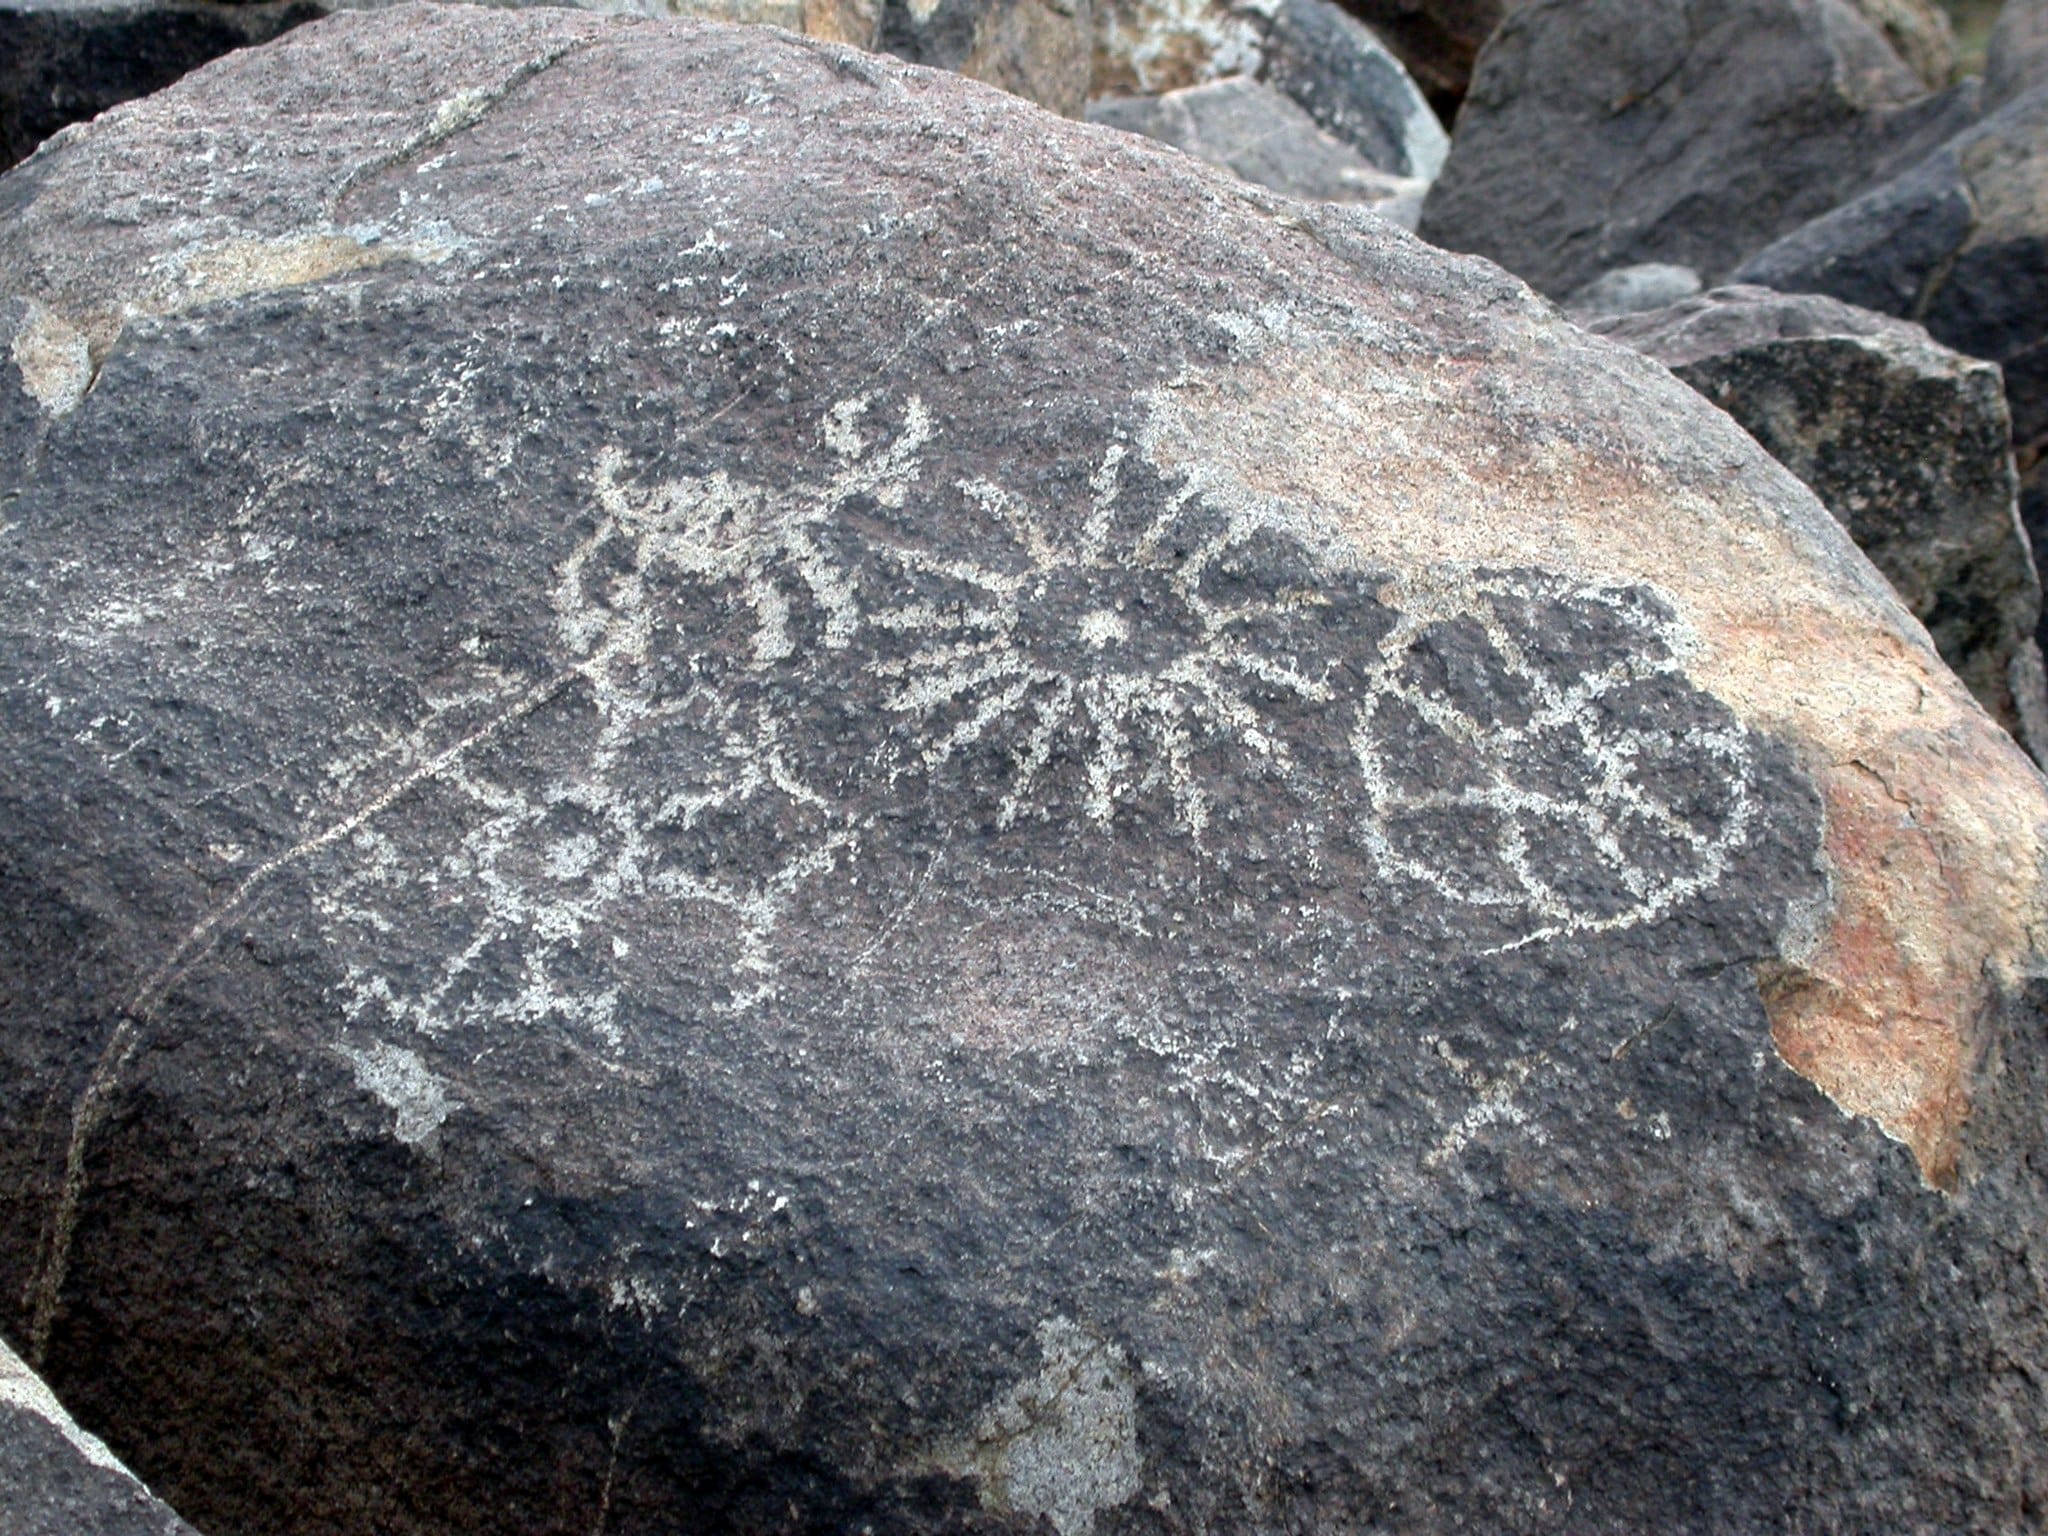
[3,8,2046,1534]
[1590,285,2045,749]
[1,1337,200,1536]
[1734,81,2048,629]
[1418,0,1982,297]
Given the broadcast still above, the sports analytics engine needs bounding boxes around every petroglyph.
[857,434,1336,836]
[309,394,1762,1050]
[1350,570,1760,948]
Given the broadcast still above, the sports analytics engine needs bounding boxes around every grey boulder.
[1418,0,1983,297]
[4,7,2048,1535]
[1563,261,1704,318]
[1590,285,2045,750]
[1986,0,2048,109]
[1087,77,1428,213]
[1090,0,1446,180]
[1,1337,200,1536]
[1734,82,2048,608]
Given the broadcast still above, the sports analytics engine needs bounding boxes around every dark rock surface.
[1590,285,2044,748]
[1418,0,1983,297]
[0,0,320,170]
[1,1336,201,1536]
[1985,0,2048,109]
[1087,77,1427,211]
[1090,0,1448,180]
[3,8,2047,1535]
[1334,0,1508,119]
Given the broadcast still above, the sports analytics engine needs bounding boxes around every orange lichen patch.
[1136,320,2048,1188]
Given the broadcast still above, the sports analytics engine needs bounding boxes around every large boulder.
[2,1337,200,1536]
[3,7,2047,1533]
[1589,285,2045,750]
[1418,0,1982,298]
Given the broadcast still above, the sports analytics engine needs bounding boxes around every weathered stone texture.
[0,1337,200,1536]
[1418,0,1982,296]
[1,9,2045,1535]
[1591,285,2044,748]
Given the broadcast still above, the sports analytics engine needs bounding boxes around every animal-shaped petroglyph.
[313,395,1761,1044]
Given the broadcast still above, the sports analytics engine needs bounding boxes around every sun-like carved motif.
[310,394,1762,1042]
[1348,570,1758,947]
[844,433,1338,837]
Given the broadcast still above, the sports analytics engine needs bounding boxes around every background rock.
[1091,0,1445,177]
[877,0,1093,117]
[1734,82,2048,642]
[1331,0,1510,119]
[0,0,319,170]
[1,1337,200,1536]
[1087,77,1428,212]
[1850,0,1958,84]
[1418,0,1982,297]
[1563,261,1704,317]
[2,8,2047,1535]
[1590,285,2045,749]
[1985,0,2048,106]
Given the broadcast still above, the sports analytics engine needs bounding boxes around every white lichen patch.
[335,1039,460,1146]
[938,1317,1143,1536]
